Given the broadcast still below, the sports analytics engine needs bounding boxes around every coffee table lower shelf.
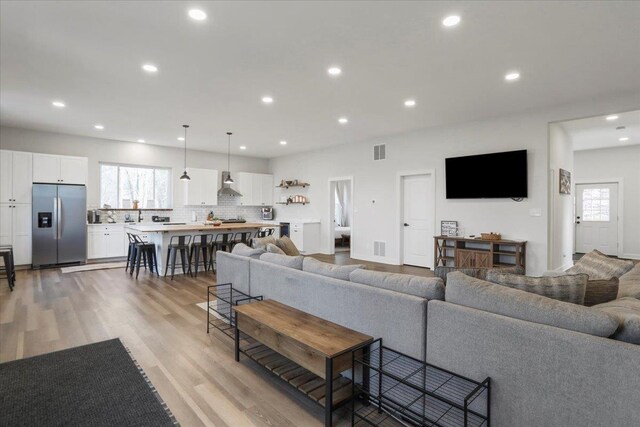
[240,340,353,409]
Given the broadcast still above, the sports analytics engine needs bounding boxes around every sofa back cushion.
[252,236,277,250]
[259,253,304,270]
[435,265,525,284]
[593,297,640,345]
[584,277,620,306]
[302,257,364,281]
[445,272,618,337]
[349,269,444,300]
[486,271,588,304]
[566,250,634,280]
[275,235,301,256]
[231,243,266,259]
[266,243,286,255]
[618,262,640,299]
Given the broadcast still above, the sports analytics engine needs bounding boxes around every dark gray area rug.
[0,338,177,426]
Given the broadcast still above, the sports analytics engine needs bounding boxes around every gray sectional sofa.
[216,251,640,427]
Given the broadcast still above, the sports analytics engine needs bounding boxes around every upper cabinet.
[183,168,218,206]
[0,150,33,204]
[33,153,87,185]
[236,172,273,206]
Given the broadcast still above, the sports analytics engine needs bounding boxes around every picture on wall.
[441,221,458,237]
[559,169,571,194]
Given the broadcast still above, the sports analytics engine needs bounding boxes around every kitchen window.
[100,163,172,209]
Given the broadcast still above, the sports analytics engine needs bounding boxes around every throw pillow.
[486,271,588,305]
[593,297,640,344]
[302,257,364,281]
[566,250,634,280]
[231,243,266,259]
[434,267,485,284]
[445,272,618,337]
[349,269,444,300]
[259,253,304,270]
[252,236,277,250]
[266,243,286,255]
[275,235,301,256]
[584,277,620,307]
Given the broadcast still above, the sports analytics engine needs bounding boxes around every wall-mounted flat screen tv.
[445,149,528,199]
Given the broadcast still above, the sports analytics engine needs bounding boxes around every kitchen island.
[125,222,278,275]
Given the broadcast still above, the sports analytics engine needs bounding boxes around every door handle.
[57,197,62,239]
[404,223,410,227]
[576,221,581,224]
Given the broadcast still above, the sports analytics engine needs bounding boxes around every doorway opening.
[328,177,353,256]
[397,170,435,269]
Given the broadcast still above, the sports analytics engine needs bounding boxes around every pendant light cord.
[183,125,189,170]
[227,132,232,171]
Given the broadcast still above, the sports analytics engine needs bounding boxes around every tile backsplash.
[88,195,264,223]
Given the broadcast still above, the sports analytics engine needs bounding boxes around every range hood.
[218,171,242,197]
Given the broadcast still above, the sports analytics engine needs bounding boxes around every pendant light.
[224,132,234,184]
[179,125,190,181]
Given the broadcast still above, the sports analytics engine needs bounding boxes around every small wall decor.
[441,220,458,237]
[559,169,571,194]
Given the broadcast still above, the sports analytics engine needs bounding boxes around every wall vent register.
[374,241,386,257]
[373,144,386,161]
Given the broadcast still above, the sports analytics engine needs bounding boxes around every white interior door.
[402,174,433,268]
[575,183,618,255]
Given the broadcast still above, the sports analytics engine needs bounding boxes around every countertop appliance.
[152,216,171,222]
[261,207,273,220]
[87,209,101,224]
[33,184,87,268]
[221,219,247,224]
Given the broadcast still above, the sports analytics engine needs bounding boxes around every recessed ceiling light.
[619,137,629,142]
[327,67,342,76]
[52,101,65,108]
[188,9,207,21]
[505,72,520,81]
[178,137,185,141]
[261,96,274,104]
[338,117,348,124]
[404,99,416,107]
[142,64,158,73]
[137,139,145,143]
[239,146,247,150]
[442,15,461,27]
[280,140,287,145]
[606,115,619,121]
[94,124,104,130]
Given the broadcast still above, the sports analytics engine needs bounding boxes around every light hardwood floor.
[0,255,431,426]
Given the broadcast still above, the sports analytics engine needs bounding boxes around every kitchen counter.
[125,222,278,233]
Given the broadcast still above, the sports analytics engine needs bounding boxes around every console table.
[234,300,373,427]
[434,236,526,271]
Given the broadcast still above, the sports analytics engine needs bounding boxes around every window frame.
[99,162,173,209]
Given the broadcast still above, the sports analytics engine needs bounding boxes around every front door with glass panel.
[575,183,618,255]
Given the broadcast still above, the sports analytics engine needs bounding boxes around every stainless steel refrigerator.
[32,184,87,268]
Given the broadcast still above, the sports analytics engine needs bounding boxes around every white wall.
[269,93,640,275]
[0,126,269,209]
[574,145,640,259]
[548,124,575,270]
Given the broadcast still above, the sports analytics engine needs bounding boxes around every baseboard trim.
[622,253,640,260]
[351,252,400,266]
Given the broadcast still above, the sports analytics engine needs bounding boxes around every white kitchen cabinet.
[237,172,273,206]
[88,225,126,259]
[289,221,320,254]
[0,204,32,265]
[0,150,33,204]
[183,168,218,206]
[33,153,87,185]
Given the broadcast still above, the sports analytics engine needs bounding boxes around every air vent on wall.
[374,241,386,257]
[373,144,386,161]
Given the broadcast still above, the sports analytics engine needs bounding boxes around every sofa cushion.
[584,277,620,306]
[566,250,634,280]
[486,271,588,304]
[349,269,444,300]
[266,243,286,255]
[593,297,640,344]
[302,257,364,281]
[259,253,304,270]
[231,243,266,259]
[618,262,640,299]
[445,272,618,337]
[252,236,277,250]
[275,236,301,256]
[435,265,525,284]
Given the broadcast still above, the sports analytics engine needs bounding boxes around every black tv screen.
[445,150,528,199]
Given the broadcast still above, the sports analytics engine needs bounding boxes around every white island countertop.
[124,222,279,233]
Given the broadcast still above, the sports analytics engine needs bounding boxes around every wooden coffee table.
[233,299,373,427]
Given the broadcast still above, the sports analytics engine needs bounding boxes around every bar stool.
[131,234,158,279]
[0,245,16,292]
[209,232,234,272]
[256,227,276,238]
[188,234,213,277]
[125,233,137,273]
[231,231,253,250]
[164,235,191,280]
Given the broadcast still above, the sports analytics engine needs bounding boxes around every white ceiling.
[560,110,640,151]
[1,1,639,158]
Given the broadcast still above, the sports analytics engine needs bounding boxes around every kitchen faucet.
[138,209,143,222]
